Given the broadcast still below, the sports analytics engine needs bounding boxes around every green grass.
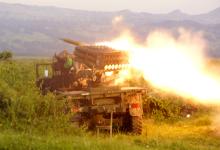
[0,117,219,150]
[0,59,220,150]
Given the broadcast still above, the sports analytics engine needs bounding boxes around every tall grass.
[0,59,77,135]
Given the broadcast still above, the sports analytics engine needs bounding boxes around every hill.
[0,2,220,56]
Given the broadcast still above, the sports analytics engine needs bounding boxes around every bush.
[0,50,13,60]
[143,90,184,122]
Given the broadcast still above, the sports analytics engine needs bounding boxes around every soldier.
[64,54,74,69]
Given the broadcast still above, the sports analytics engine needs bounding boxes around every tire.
[131,116,143,135]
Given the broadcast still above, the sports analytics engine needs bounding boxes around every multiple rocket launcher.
[62,38,130,71]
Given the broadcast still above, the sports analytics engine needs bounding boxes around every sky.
[1,0,220,14]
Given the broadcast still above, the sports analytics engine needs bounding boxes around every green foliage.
[0,60,79,135]
[144,91,184,122]
[0,50,13,60]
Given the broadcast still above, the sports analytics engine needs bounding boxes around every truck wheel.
[131,116,142,135]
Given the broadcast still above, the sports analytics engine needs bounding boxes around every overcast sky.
[1,0,220,14]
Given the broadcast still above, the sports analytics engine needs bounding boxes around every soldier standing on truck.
[59,50,74,74]
[64,54,73,68]
[55,50,76,89]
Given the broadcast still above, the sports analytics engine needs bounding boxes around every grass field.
[0,117,219,150]
[0,59,220,150]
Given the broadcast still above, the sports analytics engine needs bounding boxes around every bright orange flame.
[96,29,220,104]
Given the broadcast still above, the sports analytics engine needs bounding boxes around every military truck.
[36,39,146,135]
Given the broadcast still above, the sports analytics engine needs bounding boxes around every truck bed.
[56,86,146,100]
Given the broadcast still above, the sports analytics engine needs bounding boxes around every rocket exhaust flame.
[96,29,220,104]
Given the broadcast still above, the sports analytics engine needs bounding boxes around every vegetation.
[0,50,12,60]
[0,59,219,150]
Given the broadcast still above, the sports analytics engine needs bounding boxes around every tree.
[0,50,13,60]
